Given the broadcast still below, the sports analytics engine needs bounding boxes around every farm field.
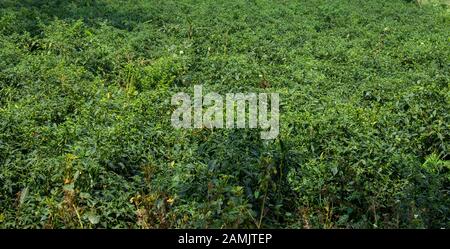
[0,0,449,228]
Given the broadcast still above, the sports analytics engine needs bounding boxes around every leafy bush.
[0,0,448,228]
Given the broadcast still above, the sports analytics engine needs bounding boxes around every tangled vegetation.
[0,0,449,228]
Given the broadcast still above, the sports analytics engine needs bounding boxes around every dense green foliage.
[0,0,449,228]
